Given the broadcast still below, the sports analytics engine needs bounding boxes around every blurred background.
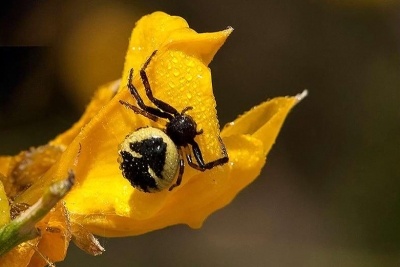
[1,0,399,266]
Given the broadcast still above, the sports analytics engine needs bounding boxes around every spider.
[118,50,229,193]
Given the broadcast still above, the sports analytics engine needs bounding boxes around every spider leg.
[140,50,179,116]
[169,148,185,191]
[181,106,193,114]
[186,152,203,171]
[186,137,229,171]
[119,100,159,122]
[126,68,174,120]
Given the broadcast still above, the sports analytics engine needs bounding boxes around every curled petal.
[121,11,232,78]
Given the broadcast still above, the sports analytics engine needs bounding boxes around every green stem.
[0,170,75,257]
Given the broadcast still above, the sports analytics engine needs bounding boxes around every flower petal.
[0,180,10,227]
[0,241,37,267]
[51,80,120,147]
[121,11,232,79]
[0,156,18,195]
[119,11,232,165]
[28,202,71,267]
[221,96,299,152]
[0,145,63,199]
[0,157,12,177]
[70,221,105,256]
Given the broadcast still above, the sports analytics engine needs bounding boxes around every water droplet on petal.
[185,60,195,67]
[173,69,180,76]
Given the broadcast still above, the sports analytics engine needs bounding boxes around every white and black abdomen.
[118,127,179,193]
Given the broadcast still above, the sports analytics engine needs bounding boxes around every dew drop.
[185,60,195,67]
[185,74,192,81]
[172,57,178,63]
[169,81,175,88]
[224,122,235,128]
[173,69,180,76]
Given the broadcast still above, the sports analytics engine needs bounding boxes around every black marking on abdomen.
[120,137,167,192]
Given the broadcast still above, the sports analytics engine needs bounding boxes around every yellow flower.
[0,11,305,266]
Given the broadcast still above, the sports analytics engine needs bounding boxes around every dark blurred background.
[1,0,399,266]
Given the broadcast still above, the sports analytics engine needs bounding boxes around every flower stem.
[0,170,75,256]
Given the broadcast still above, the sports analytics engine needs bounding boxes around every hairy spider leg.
[181,106,193,114]
[126,68,174,121]
[140,50,179,116]
[186,136,229,171]
[119,100,159,122]
[168,149,185,191]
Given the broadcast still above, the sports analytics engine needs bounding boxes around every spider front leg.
[119,100,159,122]
[126,68,173,121]
[186,137,229,171]
[140,50,179,116]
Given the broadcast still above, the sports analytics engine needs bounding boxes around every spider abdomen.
[118,127,179,192]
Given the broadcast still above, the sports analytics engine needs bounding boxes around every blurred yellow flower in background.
[0,11,304,266]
